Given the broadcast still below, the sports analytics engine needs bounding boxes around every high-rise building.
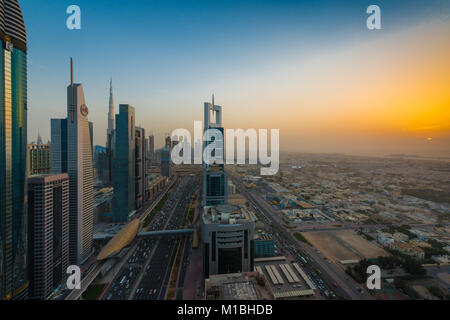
[50,119,67,174]
[161,136,171,177]
[107,78,114,136]
[94,145,108,184]
[27,143,51,175]
[148,134,155,166]
[135,126,146,208]
[27,174,69,300]
[201,204,255,278]
[50,59,94,265]
[0,0,29,300]
[113,104,136,222]
[106,79,114,185]
[203,96,227,206]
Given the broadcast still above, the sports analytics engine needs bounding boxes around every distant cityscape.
[1,0,449,302]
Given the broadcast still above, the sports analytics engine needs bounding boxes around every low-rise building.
[388,241,425,259]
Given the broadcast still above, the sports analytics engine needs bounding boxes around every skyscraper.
[50,118,67,174]
[203,96,227,206]
[113,104,136,222]
[27,143,51,175]
[161,136,171,177]
[0,0,29,300]
[106,79,114,185]
[27,174,69,300]
[135,126,146,209]
[107,78,114,137]
[148,134,155,166]
[50,59,94,265]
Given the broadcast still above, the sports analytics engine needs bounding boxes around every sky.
[21,0,450,156]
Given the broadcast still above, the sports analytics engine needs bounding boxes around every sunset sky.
[22,0,450,157]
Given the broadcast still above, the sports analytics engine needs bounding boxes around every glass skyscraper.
[113,104,136,222]
[0,0,28,300]
[203,98,227,206]
[50,59,94,265]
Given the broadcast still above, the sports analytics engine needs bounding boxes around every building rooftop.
[205,272,274,300]
[202,204,256,225]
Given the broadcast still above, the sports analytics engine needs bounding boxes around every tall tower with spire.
[51,58,94,265]
[106,79,115,185]
[107,78,114,136]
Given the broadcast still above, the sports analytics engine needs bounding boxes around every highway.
[230,174,373,300]
[64,175,177,300]
[100,176,199,300]
[133,176,199,300]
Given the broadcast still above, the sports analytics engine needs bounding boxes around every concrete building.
[161,135,171,177]
[0,0,29,299]
[135,126,146,207]
[205,272,274,300]
[106,79,114,185]
[201,204,256,278]
[28,143,51,175]
[254,234,276,258]
[27,174,69,299]
[113,104,136,222]
[203,96,227,206]
[50,59,94,265]
[148,134,155,165]
[94,145,108,184]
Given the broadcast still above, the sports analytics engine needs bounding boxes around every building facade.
[113,104,136,222]
[106,79,114,185]
[203,97,227,206]
[27,143,50,175]
[50,59,94,265]
[27,174,69,300]
[201,204,255,278]
[0,0,29,300]
[148,134,155,166]
[135,126,146,208]
[161,135,171,177]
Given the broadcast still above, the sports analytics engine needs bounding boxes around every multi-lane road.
[102,175,199,300]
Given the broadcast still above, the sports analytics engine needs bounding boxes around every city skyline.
[1,0,450,304]
[21,0,450,157]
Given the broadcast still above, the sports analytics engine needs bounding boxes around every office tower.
[0,0,28,300]
[203,96,227,206]
[113,104,136,222]
[201,204,255,278]
[107,78,114,136]
[89,121,93,161]
[106,79,114,185]
[50,59,94,265]
[27,143,51,175]
[135,127,145,209]
[50,119,67,174]
[106,130,114,185]
[144,136,149,173]
[94,145,108,183]
[28,174,69,300]
[148,134,155,166]
[161,136,171,177]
